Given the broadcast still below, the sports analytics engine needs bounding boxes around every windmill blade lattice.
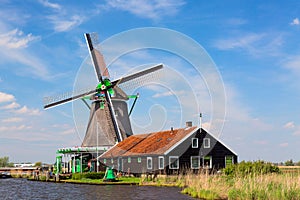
[43,87,97,109]
[118,64,165,92]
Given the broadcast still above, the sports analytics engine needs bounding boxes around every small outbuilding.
[99,124,237,175]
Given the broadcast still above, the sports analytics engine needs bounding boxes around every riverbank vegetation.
[140,161,300,200]
[67,172,140,184]
[28,171,140,185]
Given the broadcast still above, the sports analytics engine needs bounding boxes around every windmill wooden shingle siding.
[99,126,237,174]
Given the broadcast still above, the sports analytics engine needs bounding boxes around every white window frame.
[111,158,114,164]
[103,159,106,164]
[158,156,164,169]
[203,156,212,169]
[137,157,142,163]
[203,138,210,148]
[147,157,152,170]
[225,155,234,167]
[128,157,131,163]
[169,156,179,169]
[192,138,198,148]
[191,156,200,169]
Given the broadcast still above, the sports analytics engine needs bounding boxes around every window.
[225,156,233,167]
[191,156,200,169]
[128,157,131,163]
[137,157,141,163]
[147,157,152,169]
[118,158,123,172]
[203,156,212,169]
[103,159,106,164]
[192,138,198,148]
[169,156,179,169]
[203,138,210,148]
[111,158,114,164]
[158,156,164,169]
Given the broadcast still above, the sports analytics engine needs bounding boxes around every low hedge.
[71,172,105,180]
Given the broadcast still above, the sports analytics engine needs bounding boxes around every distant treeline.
[0,156,14,167]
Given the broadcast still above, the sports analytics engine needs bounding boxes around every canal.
[0,178,194,199]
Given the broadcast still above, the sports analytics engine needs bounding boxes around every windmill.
[44,33,163,149]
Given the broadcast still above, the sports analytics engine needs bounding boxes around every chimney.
[186,121,192,127]
[170,127,174,134]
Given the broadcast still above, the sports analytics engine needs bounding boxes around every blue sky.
[0,0,300,163]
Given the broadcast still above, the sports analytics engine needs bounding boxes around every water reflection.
[0,179,194,200]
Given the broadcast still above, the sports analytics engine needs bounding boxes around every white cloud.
[38,0,61,10]
[226,18,247,26]
[105,0,185,20]
[293,127,300,136]
[283,121,300,136]
[0,27,50,80]
[49,15,84,32]
[61,128,76,135]
[14,106,41,116]
[290,18,300,26]
[0,102,20,109]
[0,125,31,132]
[0,28,39,49]
[279,142,289,147]
[51,124,76,135]
[2,117,23,123]
[255,140,268,145]
[213,32,283,57]
[0,44,51,80]
[213,33,264,50]
[201,122,211,130]
[284,56,300,75]
[284,121,295,129]
[0,92,15,103]
[152,90,185,98]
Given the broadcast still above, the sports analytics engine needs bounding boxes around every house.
[99,123,237,175]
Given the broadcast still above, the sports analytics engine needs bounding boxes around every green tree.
[0,156,14,167]
[285,159,294,166]
[35,162,42,167]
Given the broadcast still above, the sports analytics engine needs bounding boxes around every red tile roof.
[100,126,197,158]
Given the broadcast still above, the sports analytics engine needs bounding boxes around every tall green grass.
[143,161,300,199]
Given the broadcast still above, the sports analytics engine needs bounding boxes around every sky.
[0,0,300,164]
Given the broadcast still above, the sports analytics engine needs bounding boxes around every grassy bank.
[64,176,141,185]
[140,172,300,199]
[28,173,140,185]
[140,161,300,199]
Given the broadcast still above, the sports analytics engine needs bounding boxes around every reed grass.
[143,170,300,199]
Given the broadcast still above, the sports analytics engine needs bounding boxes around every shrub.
[223,160,280,177]
[71,172,105,180]
[84,172,105,179]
